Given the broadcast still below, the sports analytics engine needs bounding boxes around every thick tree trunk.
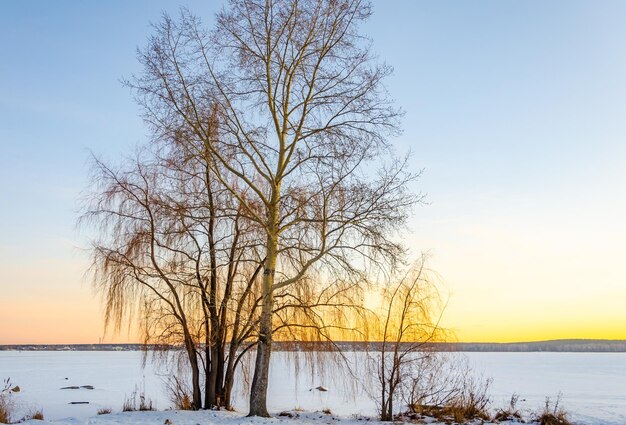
[215,345,225,407]
[223,346,237,410]
[248,293,273,417]
[248,225,278,417]
[207,345,218,407]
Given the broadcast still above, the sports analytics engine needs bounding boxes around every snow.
[468,352,626,425]
[15,408,495,425]
[0,351,163,420]
[1,351,625,425]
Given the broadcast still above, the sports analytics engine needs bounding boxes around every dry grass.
[174,394,193,411]
[0,403,10,425]
[0,379,14,424]
[122,397,134,413]
[278,411,298,418]
[27,410,44,421]
[165,376,194,411]
[537,395,571,425]
[122,389,155,412]
[493,393,523,422]
[419,404,491,424]
[97,408,112,415]
[409,372,492,424]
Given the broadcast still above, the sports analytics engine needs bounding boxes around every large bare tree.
[128,0,419,416]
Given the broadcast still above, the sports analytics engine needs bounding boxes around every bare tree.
[372,258,445,421]
[127,0,418,416]
[82,143,265,410]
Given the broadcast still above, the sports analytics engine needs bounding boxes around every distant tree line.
[4,340,626,352]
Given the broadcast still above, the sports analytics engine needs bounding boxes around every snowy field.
[1,351,625,424]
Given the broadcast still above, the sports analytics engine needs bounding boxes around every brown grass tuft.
[0,404,10,425]
[175,394,192,411]
[537,395,571,425]
[28,410,44,421]
[122,387,155,412]
[165,376,193,411]
[410,374,492,424]
[493,393,523,422]
[97,408,112,415]
[0,378,14,424]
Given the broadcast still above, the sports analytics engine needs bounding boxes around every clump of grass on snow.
[122,387,154,412]
[493,393,523,422]
[165,376,194,411]
[0,379,14,424]
[536,394,571,425]
[25,409,44,421]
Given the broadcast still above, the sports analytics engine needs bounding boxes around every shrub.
[165,376,194,411]
[0,402,10,425]
[536,395,571,425]
[493,393,523,422]
[0,378,14,424]
[97,408,112,415]
[26,410,44,421]
[138,395,154,412]
[407,356,492,423]
[122,388,155,412]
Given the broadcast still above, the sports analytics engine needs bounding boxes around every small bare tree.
[372,258,445,421]
[128,0,419,415]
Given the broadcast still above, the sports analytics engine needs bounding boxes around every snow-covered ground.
[470,352,626,425]
[1,351,625,424]
[13,409,485,425]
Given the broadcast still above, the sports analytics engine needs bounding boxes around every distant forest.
[2,339,626,352]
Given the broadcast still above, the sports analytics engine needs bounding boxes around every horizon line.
[2,338,626,347]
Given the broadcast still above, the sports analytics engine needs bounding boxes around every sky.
[1,0,626,344]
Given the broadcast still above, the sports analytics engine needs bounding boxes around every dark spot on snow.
[61,385,94,390]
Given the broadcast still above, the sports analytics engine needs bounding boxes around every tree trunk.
[206,180,220,409]
[185,337,202,410]
[207,345,218,407]
[223,347,237,410]
[248,225,278,417]
[248,294,273,417]
[387,380,394,420]
[215,345,225,407]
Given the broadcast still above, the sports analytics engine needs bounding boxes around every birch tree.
[128,0,419,416]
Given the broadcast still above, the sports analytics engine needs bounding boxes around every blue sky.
[2,1,626,343]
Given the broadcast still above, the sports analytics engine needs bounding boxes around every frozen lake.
[1,351,624,424]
